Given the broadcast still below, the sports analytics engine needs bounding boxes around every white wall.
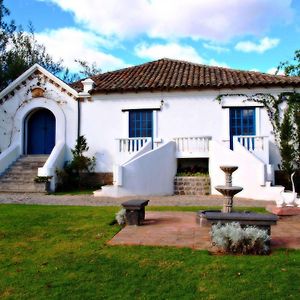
[209,140,283,201]
[121,141,177,195]
[80,87,296,173]
[0,76,78,160]
[1,77,298,178]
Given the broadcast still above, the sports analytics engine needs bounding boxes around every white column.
[255,107,261,136]
[222,108,230,143]
[153,110,158,140]
[122,111,129,138]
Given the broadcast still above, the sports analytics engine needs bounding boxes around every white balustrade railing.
[116,137,151,153]
[174,136,211,157]
[233,135,269,164]
[233,135,267,151]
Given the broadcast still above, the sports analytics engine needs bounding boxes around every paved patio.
[109,211,300,250]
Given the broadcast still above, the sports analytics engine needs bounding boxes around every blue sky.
[5,0,300,74]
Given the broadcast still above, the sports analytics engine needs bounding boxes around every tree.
[0,0,15,52]
[75,59,102,78]
[277,49,300,76]
[62,60,102,84]
[56,136,96,191]
[0,1,64,90]
[0,1,102,90]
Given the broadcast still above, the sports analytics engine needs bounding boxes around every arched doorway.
[26,109,56,154]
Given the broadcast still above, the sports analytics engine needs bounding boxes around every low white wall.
[38,141,66,191]
[120,141,177,196]
[209,140,268,199]
[113,139,152,185]
[0,144,20,175]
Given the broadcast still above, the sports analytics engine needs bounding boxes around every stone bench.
[122,199,149,225]
[197,210,278,235]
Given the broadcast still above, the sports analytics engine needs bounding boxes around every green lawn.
[0,204,299,299]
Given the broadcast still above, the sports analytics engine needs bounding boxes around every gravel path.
[0,193,273,207]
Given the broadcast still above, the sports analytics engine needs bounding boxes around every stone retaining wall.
[82,172,113,187]
[174,176,210,196]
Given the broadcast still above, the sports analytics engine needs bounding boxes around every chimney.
[81,78,95,93]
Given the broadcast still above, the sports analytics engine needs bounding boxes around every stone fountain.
[215,166,243,213]
[197,165,278,235]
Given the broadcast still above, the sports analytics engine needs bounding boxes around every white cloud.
[135,42,205,64]
[207,59,229,68]
[40,0,294,42]
[267,67,285,75]
[203,43,229,53]
[35,27,128,72]
[235,37,280,53]
[135,42,229,67]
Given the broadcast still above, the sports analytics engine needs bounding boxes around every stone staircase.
[0,155,49,193]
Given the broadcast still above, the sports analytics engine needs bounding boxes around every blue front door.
[27,109,56,154]
[230,108,256,150]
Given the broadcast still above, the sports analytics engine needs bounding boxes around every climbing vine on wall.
[216,92,300,173]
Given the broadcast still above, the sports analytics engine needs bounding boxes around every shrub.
[56,135,96,191]
[211,222,270,255]
[115,208,126,225]
[176,172,208,177]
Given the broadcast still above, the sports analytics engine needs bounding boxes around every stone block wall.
[82,172,113,187]
[174,176,210,195]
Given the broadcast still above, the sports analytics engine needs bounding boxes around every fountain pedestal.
[215,166,242,213]
[198,165,278,238]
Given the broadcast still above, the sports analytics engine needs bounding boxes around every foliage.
[115,208,126,225]
[277,49,300,76]
[34,176,52,183]
[0,1,101,90]
[176,172,209,177]
[56,135,96,191]
[75,59,102,78]
[211,222,270,255]
[0,204,300,299]
[0,2,63,90]
[279,105,295,173]
[216,92,300,173]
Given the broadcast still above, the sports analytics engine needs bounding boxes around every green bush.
[56,135,96,191]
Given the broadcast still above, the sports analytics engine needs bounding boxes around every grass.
[0,204,299,299]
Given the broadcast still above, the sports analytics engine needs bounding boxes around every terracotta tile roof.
[71,58,300,94]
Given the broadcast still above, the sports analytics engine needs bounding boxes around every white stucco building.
[0,58,300,200]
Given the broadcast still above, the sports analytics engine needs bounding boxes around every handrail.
[38,141,65,177]
[233,135,268,151]
[0,144,20,175]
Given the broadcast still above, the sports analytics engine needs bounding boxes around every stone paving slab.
[109,212,300,250]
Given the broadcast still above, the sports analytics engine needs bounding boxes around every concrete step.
[18,155,49,161]
[0,177,37,183]
[0,155,49,193]
[13,162,45,167]
[0,182,47,192]
[4,167,39,175]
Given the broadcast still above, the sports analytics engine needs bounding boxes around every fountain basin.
[197,210,278,235]
[220,166,238,174]
[215,185,243,197]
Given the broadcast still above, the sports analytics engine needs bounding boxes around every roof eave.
[0,63,79,100]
